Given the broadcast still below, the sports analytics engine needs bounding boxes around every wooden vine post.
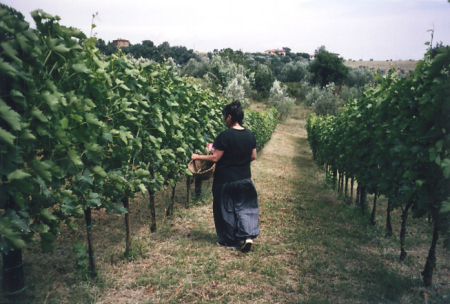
[356,185,360,208]
[186,177,191,208]
[166,184,177,217]
[2,249,25,303]
[385,201,393,237]
[84,207,96,277]
[337,172,341,194]
[399,200,413,261]
[370,193,377,225]
[122,197,132,256]
[350,178,354,205]
[195,176,202,200]
[422,217,439,287]
[149,189,157,232]
[360,186,366,214]
[332,168,337,190]
[344,176,349,198]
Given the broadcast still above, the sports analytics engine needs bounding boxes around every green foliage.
[244,108,278,150]
[97,39,197,65]
[268,80,295,119]
[306,45,450,251]
[345,66,376,88]
[216,48,251,69]
[277,60,309,83]
[305,86,322,106]
[283,82,310,103]
[0,8,279,265]
[223,78,250,108]
[0,8,226,257]
[0,3,25,20]
[181,58,209,78]
[311,83,340,116]
[338,86,362,105]
[252,63,275,100]
[182,54,253,100]
[73,242,90,278]
[309,50,349,88]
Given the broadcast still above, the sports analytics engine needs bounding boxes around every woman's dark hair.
[222,101,244,125]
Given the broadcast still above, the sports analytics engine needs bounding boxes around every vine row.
[306,46,450,286]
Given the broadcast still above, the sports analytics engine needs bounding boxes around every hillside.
[344,60,418,72]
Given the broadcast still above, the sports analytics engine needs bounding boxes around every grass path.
[18,118,450,303]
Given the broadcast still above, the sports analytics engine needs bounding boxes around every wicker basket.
[188,160,215,180]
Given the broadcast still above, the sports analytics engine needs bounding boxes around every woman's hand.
[191,149,224,163]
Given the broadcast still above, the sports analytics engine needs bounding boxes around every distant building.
[113,38,130,48]
[264,49,286,56]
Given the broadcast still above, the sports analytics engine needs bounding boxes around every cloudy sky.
[4,0,450,60]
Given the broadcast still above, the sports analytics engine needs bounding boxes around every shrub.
[268,80,295,120]
[277,60,309,83]
[312,83,341,116]
[223,78,250,108]
[305,86,322,106]
[339,86,362,105]
[345,66,375,88]
[251,63,275,100]
[244,107,278,150]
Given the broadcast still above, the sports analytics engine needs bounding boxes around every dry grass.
[3,107,450,303]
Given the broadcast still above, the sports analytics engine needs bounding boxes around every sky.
[4,0,450,60]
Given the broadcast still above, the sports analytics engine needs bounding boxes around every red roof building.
[113,38,130,48]
[264,49,286,56]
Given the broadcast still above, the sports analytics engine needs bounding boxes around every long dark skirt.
[212,178,259,244]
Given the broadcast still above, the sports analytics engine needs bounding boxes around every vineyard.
[1,5,450,304]
[306,45,450,287]
[0,9,278,302]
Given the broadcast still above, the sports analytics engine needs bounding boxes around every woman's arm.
[251,148,257,162]
[191,149,224,163]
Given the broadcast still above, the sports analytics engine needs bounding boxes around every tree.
[308,50,348,88]
[268,56,284,79]
[217,48,251,69]
[311,83,340,116]
[278,61,309,83]
[298,52,310,60]
[223,78,250,108]
[252,63,275,100]
[268,80,295,120]
[0,3,25,20]
[315,45,326,54]
[282,47,292,56]
[345,66,375,88]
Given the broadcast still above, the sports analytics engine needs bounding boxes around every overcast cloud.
[4,0,450,60]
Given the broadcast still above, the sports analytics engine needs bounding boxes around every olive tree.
[278,61,309,83]
[345,66,375,88]
[223,78,250,108]
[268,80,295,120]
[312,83,341,116]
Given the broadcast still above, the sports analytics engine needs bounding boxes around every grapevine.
[306,46,450,286]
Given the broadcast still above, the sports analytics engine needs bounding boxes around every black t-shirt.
[213,128,257,183]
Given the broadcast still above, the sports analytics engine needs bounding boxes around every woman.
[191,101,259,253]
